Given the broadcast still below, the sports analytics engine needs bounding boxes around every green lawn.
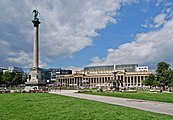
[0,93,173,120]
[82,91,173,103]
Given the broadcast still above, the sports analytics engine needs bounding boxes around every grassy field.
[82,91,173,103]
[0,93,173,120]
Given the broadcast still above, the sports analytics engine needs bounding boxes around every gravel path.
[49,90,173,116]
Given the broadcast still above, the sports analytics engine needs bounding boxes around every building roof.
[84,65,114,71]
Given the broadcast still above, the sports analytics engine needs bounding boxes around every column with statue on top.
[25,9,46,92]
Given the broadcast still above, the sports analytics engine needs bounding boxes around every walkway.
[49,90,173,116]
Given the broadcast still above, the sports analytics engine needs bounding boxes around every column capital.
[32,20,41,27]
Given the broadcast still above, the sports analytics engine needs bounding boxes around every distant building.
[49,68,72,82]
[56,64,152,88]
[0,67,6,73]
[8,67,23,73]
[22,68,72,83]
[41,68,51,83]
[22,68,51,83]
[1,67,23,74]
[136,66,148,72]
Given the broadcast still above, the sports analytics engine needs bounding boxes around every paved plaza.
[49,90,173,116]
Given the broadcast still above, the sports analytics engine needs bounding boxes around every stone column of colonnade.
[65,78,68,85]
[139,76,141,86]
[67,78,69,86]
[134,76,137,86]
[73,78,75,86]
[130,76,132,86]
[132,76,134,86]
[140,76,142,86]
[137,76,139,86]
[122,75,125,86]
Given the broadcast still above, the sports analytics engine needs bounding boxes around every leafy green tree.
[167,70,173,87]
[12,73,22,85]
[159,70,171,86]
[144,74,155,88]
[156,61,170,75]
[155,62,171,89]
[170,81,173,87]
[0,72,3,84]
[2,71,15,87]
[1,71,25,87]
[152,80,160,87]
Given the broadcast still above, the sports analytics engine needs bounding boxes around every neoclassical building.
[56,64,152,88]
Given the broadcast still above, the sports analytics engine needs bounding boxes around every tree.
[156,61,170,75]
[144,74,155,88]
[0,72,3,84]
[12,73,22,85]
[152,79,160,87]
[166,70,173,87]
[2,71,15,87]
[170,81,173,87]
[155,62,171,89]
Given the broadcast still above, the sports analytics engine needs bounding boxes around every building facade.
[2,67,23,74]
[56,64,152,88]
[49,68,72,82]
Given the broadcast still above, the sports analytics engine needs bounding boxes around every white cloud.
[7,51,33,67]
[0,0,134,67]
[39,0,123,60]
[154,13,166,27]
[141,13,166,28]
[90,18,173,68]
[6,51,48,68]
[91,57,103,65]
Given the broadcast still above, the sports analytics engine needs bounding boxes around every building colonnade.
[56,71,151,88]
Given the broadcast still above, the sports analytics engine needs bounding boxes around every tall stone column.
[25,10,46,92]
[32,20,40,68]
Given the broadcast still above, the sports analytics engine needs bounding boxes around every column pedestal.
[25,68,46,92]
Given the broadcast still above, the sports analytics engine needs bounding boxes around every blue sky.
[1,0,173,71]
